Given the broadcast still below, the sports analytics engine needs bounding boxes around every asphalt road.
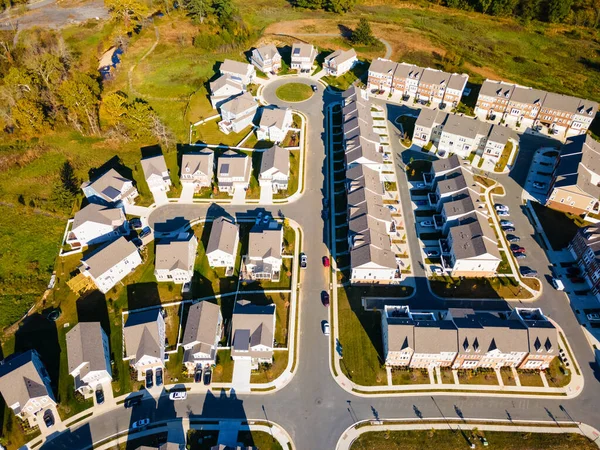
[42,83,600,450]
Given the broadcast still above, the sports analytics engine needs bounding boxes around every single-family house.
[220,59,255,87]
[250,44,282,74]
[66,203,129,249]
[154,233,198,284]
[256,107,293,143]
[66,322,112,396]
[180,151,214,190]
[290,43,317,72]
[218,92,258,134]
[80,237,142,294]
[0,350,56,427]
[323,48,357,77]
[209,75,245,109]
[181,301,222,370]
[231,300,276,368]
[259,144,289,193]
[206,217,239,269]
[81,168,138,206]
[243,221,283,281]
[123,309,166,379]
[217,150,252,194]
[141,154,171,193]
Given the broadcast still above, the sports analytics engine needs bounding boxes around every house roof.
[415,108,446,130]
[349,209,389,235]
[291,42,315,59]
[81,237,138,278]
[66,322,108,375]
[386,320,415,352]
[350,243,396,269]
[248,223,282,260]
[155,234,196,272]
[206,217,239,257]
[431,154,461,175]
[488,125,516,146]
[542,92,582,113]
[231,300,275,356]
[210,74,244,95]
[260,144,289,177]
[221,92,257,115]
[442,196,475,217]
[72,203,124,230]
[351,228,392,250]
[393,62,423,80]
[413,321,458,353]
[509,86,546,106]
[218,150,250,179]
[258,107,290,131]
[437,174,468,195]
[448,212,501,260]
[220,59,252,77]
[442,114,482,139]
[554,135,600,199]
[124,310,162,361]
[253,44,280,62]
[141,155,168,181]
[447,73,468,91]
[346,164,383,195]
[419,68,451,86]
[0,350,52,410]
[182,301,221,347]
[81,168,134,202]
[181,151,214,177]
[369,58,397,76]
[325,48,357,66]
[479,80,515,99]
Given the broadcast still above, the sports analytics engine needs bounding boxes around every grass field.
[250,350,288,383]
[429,276,533,300]
[238,430,283,450]
[275,83,314,102]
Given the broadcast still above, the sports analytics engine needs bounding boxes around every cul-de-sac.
[1,1,600,449]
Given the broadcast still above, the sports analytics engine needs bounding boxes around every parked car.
[495,204,509,212]
[510,244,525,252]
[514,252,527,259]
[300,253,307,269]
[321,291,330,307]
[156,368,163,387]
[420,220,434,227]
[502,226,516,232]
[497,210,510,217]
[139,227,152,239]
[129,218,142,229]
[169,391,187,401]
[311,85,318,92]
[145,369,153,389]
[551,278,565,291]
[95,386,104,405]
[194,368,203,383]
[322,256,330,267]
[506,234,520,243]
[44,409,54,428]
[132,418,150,429]
[426,250,440,257]
[386,204,397,212]
[587,313,600,322]
[323,321,330,336]
[500,220,514,227]
[520,267,538,277]
[124,396,143,408]
[533,181,546,189]
[203,368,212,385]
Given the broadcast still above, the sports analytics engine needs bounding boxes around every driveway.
[231,186,247,205]
[180,184,195,203]
[259,183,273,204]
[152,189,169,205]
[231,359,252,393]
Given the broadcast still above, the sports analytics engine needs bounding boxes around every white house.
[181,301,222,370]
[259,144,289,193]
[220,59,255,87]
[80,237,142,293]
[437,114,491,158]
[482,125,518,165]
[154,233,198,284]
[123,309,166,379]
[323,48,358,77]
[350,241,398,284]
[250,44,282,74]
[256,107,293,143]
[66,203,129,249]
[141,154,171,193]
[218,92,258,134]
[66,322,112,396]
[290,42,317,72]
[180,151,214,190]
[412,109,448,147]
[209,74,244,109]
[206,217,239,269]
[217,150,251,194]
[243,221,283,281]
[231,300,276,368]
[81,168,138,206]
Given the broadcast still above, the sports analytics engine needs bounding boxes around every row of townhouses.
[424,156,502,277]
[367,58,469,109]
[475,79,598,137]
[382,306,558,371]
[569,225,600,297]
[413,109,518,166]
[342,87,400,284]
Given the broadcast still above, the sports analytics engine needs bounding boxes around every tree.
[51,184,76,212]
[212,0,235,25]
[122,99,155,139]
[325,0,355,13]
[184,0,213,23]
[58,72,101,135]
[10,98,50,136]
[104,0,149,34]
[100,91,128,127]
[294,0,324,9]
[547,0,573,22]
[59,160,79,195]
[351,18,375,46]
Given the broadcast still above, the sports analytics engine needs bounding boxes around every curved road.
[42,79,600,450]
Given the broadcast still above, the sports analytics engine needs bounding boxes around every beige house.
[256,107,293,143]
[141,154,171,193]
[154,233,198,284]
[220,59,255,87]
[181,151,214,190]
[259,144,290,193]
[209,75,245,109]
[250,44,281,74]
[231,300,276,368]
[323,48,357,77]
[123,309,166,379]
[242,221,283,281]
[217,150,252,194]
[81,168,139,206]
[290,43,317,72]
[181,301,223,370]
[206,216,240,270]
[66,203,129,249]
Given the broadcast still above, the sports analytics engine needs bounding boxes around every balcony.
[439,238,451,255]
[423,172,434,186]
[433,214,444,230]
[428,192,439,207]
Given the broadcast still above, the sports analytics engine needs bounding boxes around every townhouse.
[0,350,56,427]
[123,309,166,379]
[474,80,516,121]
[367,58,397,93]
[250,44,282,74]
[66,322,112,396]
[505,86,546,128]
[416,68,453,107]
[219,59,255,87]
[206,216,240,269]
[290,43,317,72]
[514,308,558,370]
[217,150,252,194]
[231,300,276,368]
[242,221,283,281]
[482,125,518,165]
[81,168,139,206]
[256,107,293,143]
[180,151,215,190]
[141,154,171,193]
[437,114,492,158]
[218,92,258,134]
[424,154,462,185]
[209,75,244,109]
[80,237,142,294]
[435,188,485,233]
[66,203,129,249]
[443,73,469,109]
[259,144,289,193]
[569,225,600,296]
[323,48,357,77]
[413,109,448,147]
[539,93,597,136]
[546,134,600,215]
[154,233,198,284]
[181,301,222,371]
[391,62,423,100]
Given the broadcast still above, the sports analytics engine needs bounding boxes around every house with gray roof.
[381,306,415,366]
[66,322,112,396]
[391,62,423,99]
[443,73,469,108]
[0,350,56,426]
[217,150,252,194]
[481,125,518,165]
[231,300,276,367]
[81,168,138,206]
[250,44,281,74]
[290,43,317,72]
[346,164,383,195]
[416,68,453,106]
[505,86,546,128]
[123,309,166,378]
[410,320,458,369]
[367,58,397,93]
[218,92,258,134]
[66,203,129,249]
[513,308,558,370]
[80,237,142,293]
[154,233,198,284]
[324,48,357,77]
[220,59,255,87]
[569,224,600,296]
[181,151,214,190]
[259,144,290,193]
[475,79,516,121]
[206,217,240,270]
[181,301,222,370]
[256,107,292,143]
[209,75,245,109]
[243,221,283,281]
[413,109,448,147]
[141,154,171,193]
[427,154,461,184]
[437,114,492,158]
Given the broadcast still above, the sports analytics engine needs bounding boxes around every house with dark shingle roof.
[154,233,198,284]
[181,301,222,370]
[231,300,276,368]
[217,150,252,194]
[66,203,129,249]
[81,168,139,206]
[123,309,166,378]
[243,221,283,281]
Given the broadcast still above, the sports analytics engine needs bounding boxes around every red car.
[322,256,330,267]
[321,291,330,307]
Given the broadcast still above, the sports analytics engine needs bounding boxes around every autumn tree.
[351,18,376,46]
[104,0,149,34]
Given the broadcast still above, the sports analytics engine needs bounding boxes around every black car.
[321,291,330,307]
[124,396,143,408]
[203,368,212,385]
[520,267,538,277]
[194,368,203,383]
[156,368,163,387]
[139,227,152,239]
[129,218,142,229]
[95,386,105,405]
[506,234,520,243]
[145,369,153,389]
[44,409,54,428]
[502,226,516,232]
[311,85,318,92]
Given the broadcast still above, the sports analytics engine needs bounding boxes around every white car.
[495,204,509,212]
[587,313,600,322]
[533,181,546,189]
[497,210,510,217]
[169,391,187,401]
[323,321,330,336]
[132,418,150,429]
[420,220,434,227]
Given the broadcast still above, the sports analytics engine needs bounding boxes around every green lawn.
[429,276,532,300]
[499,368,517,386]
[273,150,300,200]
[457,369,499,386]
[321,61,369,91]
[546,357,571,388]
[193,120,253,148]
[391,368,430,385]
[238,430,283,450]
[517,370,544,387]
[275,83,314,102]
[250,351,288,383]
[212,349,234,383]
[440,368,455,384]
